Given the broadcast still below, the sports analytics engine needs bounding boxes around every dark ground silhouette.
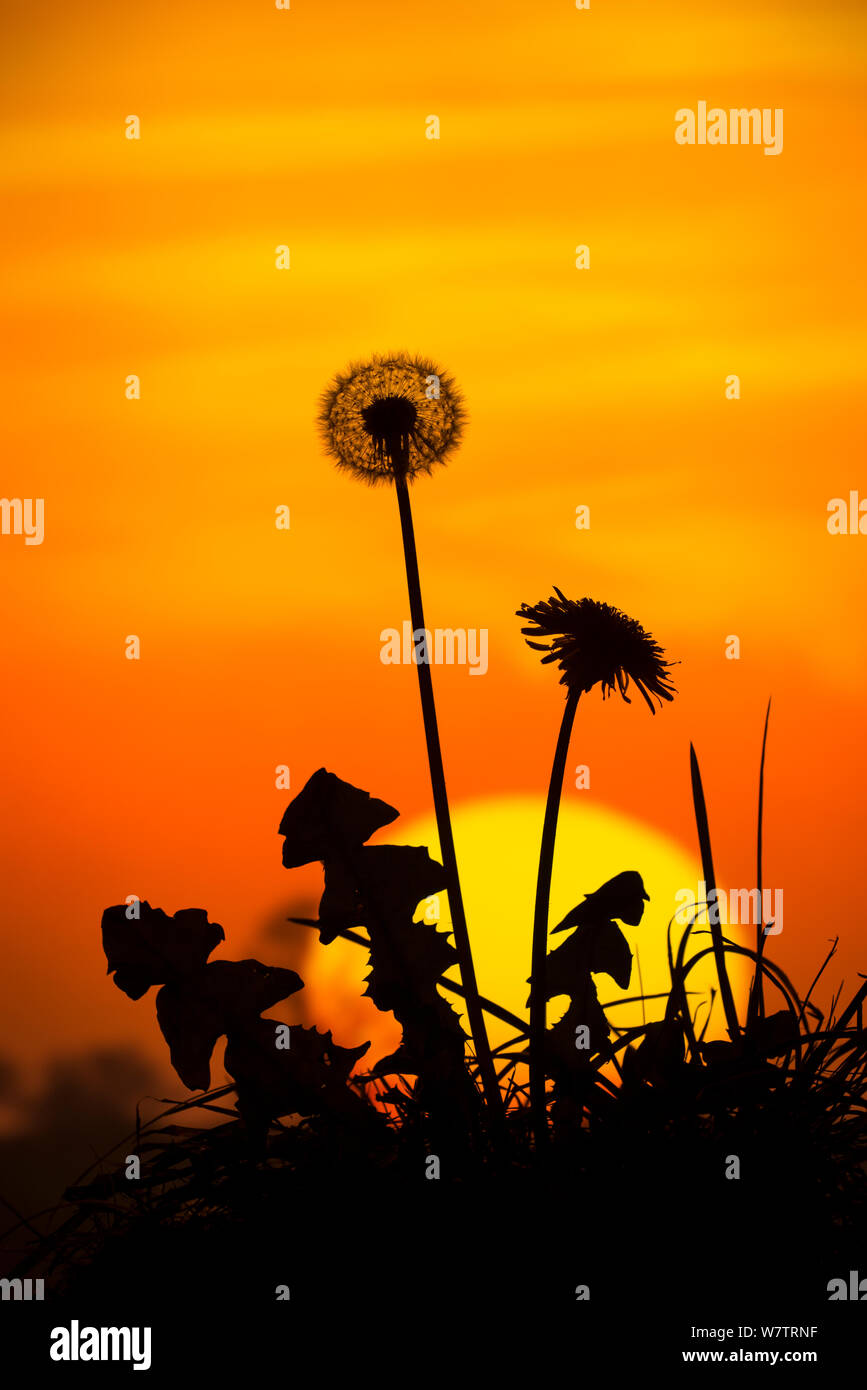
[1,768,864,1373]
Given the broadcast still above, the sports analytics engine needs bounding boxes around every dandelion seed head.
[318,352,466,486]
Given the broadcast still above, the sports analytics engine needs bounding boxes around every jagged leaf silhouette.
[551,870,649,934]
[362,918,457,1012]
[278,771,472,1104]
[309,843,472,1101]
[224,1020,370,1122]
[317,844,447,940]
[626,1017,686,1084]
[370,997,468,1080]
[101,902,225,1000]
[529,918,634,1006]
[550,919,633,994]
[369,1042,417,1077]
[279,768,398,869]
[314,858,360,944]
[747,1009,799,1058]
[156,960,304,1090]
[526,874,647,1074]
[318,846,452,996]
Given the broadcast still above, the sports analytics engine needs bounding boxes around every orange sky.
[1,0,866,1102]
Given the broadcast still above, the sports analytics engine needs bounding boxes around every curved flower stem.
[530,687,580,1150]
[394,476,503,1122]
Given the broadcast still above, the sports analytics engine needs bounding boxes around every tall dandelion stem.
[529,687,579,1149]
[518,591,676,1146]
[319,351,499,1117]
[395,475,502,1119]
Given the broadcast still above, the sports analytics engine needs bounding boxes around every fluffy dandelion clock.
[318,352,465,485]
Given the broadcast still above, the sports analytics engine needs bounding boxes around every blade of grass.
[689,743,740,1039]
[798,938,839,1029]
[748,699,772,1028]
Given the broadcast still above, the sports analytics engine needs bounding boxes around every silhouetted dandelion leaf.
[529,872,649,1005]
[101,902,225,1000]
[697,1037,783,1105]
[371,997,469,1078]
[547,918,633,995]
[320,844,448,945]
[224,1021,370,1122]
[626,1017,686,1085]
[279,767,398,869]
[746,1009,800,1058]
[547,991,613,1066]
[551,870,649,935]
[368,1043,417,1077]
[156,960,304,1091]
[363,918,457,1012]
[528,873,649,1067]
[323,846,458,1009]
[315,844,469,1091]
[279,773,472,1099]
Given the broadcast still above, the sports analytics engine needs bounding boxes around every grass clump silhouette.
[6,679,866,1318]
[3,360,866,1321]
[7,729,864,1317]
